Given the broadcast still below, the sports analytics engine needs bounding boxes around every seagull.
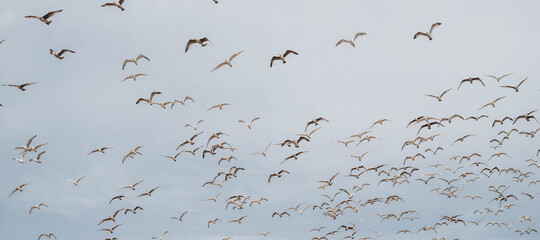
[29,151,46,164]
[207,218,222,228]
[211,50,243,72]
[152,231,168,240]
[50,49,75,59]
[458,77,485,89]
[170,211,188,221]
[257,232,272,237]
[207,103,231,111]
[486,73,513,82]
[9,183,29,198]
[268,170,290,182]
[138,186,159,197]
[102,0,126,11]
[38,233,57,240]
[136,91,161,105]
[336,32,366,47]
[239,117,260,129]
[29,203,48,214]
[66,176,86,186]
[109,195,128,204]
[253,143,271,157]
[414,22,442,40]
[426,88,451,102]
[270,50,298,67]
[122,73,147,82]
[185,37,211,52]
[2,82,37,91]
[228,215,248,224]
[88,147,113,155]
[185,120,204,131]
[99,223,124,234]
[122,54,150,70]
[122,145,144,163]
[121,180,143,190]
[501,77,528,92]
[98,208,125,225]
[25,10,63,25]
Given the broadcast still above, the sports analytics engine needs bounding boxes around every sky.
[1,0,540,239]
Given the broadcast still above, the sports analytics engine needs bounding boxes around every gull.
[501,77,528,92]
[268,170,290,182]
[426,88,451,102]
[281,151,309,164]
[347,151,371,161]
[136,91,161,105]
[122,145,144,163]
[253,143,271,157]
[211,50,243,72]
[38,233,57,240]
[109,195,127,204]
[467,115,489,121]
[15,135,37,152]
[206,132,229,147]
[9,183,29,197]
[176,131,204,150]
[305,117,329,132]
[29,151,46,164]
[50,49,75,60]
[296,126,321,139]
[124,206,143,214]
[13,153,26,164]
[29,203,48,214]
[121,180,143,190]
[335,139,355,147]
[458,77,485,89]
[122,54,150,70]
[239,117,260,129]
[152,231,168,240]
[2,82,37,91]
[257,232,272,237]
[228,215,248,224]
[479,96,506,110]
[249,198,268,206]
[25,10,63,25]
[207,103,231,111]
[309,227,327,232]
[102,0,126,11]
[270,50,298,67]
[185,37,211,52]
[171,96,195,108]
[99,223,124,234]
[370,119,390,129]
[336,32,366,47]
[204,191,221,202]
[272,212,290,217]
[88,147,113,155]
[66,175,86,186]
[171,211,188,221]
[162,152,182,162]
[98,208,124,225]
[138,186,159,197]
[413,22,442,40]
[207,218,222,228]
[486,73,513,82]
[122,73,147,82]
[185,120,204,131]
[218,156,237,165]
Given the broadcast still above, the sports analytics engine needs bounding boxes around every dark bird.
[413,22,442,40]
[270,50,298,67]
[25,10,63,25]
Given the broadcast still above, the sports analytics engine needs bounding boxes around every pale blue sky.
[1,0,540,240]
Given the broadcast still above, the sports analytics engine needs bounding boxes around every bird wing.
[211,61,228,72]
[429,22,442,34]
[413,32,428,39]
[137,54,150,61]
[353,32,366,41]
[43,10,63,19]
[284,50,298,57]
[185,39,197,52]
[270,56,280,68]
[229,50,244,61]
[59,49,75,55]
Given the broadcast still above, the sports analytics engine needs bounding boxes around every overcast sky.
[1,0,540,240]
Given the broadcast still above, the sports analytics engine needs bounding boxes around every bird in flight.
[185,37,211,52]
[122,54,150,70]
[500,77,528,92]
[336,32,366,47]
[2,82,37,91]
[211,50,243,72]
[458,77,485,89]
[25,10,63,25]
[270,50,298,68]
[485,73,513,82]
[426,88,451,102]
[414,22,442,40]
[66,176,86,186]
[102,0,126,11]
[50,49,75,60]
[238,117,260,129]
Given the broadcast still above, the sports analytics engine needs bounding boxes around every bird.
[238,117,260,129]
[102,0,126,11]
[370,119,390,129]
[268,170,290,182]
[121,180,143,190]
[138,186,159,197]
[25,10,63,25]
[501,77,528,92]
[272,211,290,217]
[171,96,195,108]
[458,77,485,89]
[29,151,46,164]
[152,231,168,240]
[177,132,204,150]
[228,215,248,224]
[305,117,329,132]
[122,145,144,163]
[124,206,143,214]
[66,176,86,186]
[88,147,113,155]
[185,120,204,131]
[252,143,271,157]
[50,49,75,60]
[257,232,272,237]
[270,50,298,67]
[29,203,48,214]
[185,37,211,52]
[426,88,451,102]
[211,50,244,72]
[99,223,124,234]
[98,208,125,225]
[207,103,232,111]
[109,195,128,204]
[122,73,147,82]
[486,73,513,82]
[136,91,162,105]
[413,22,442,40]
[9,183,29,198]
[2,82,37,91]
[207,218,222,228]
[336,32,366,47]
[38,233,57,240]
[170,211,188,221]
[479,96,506,110]
[122,54,150,70]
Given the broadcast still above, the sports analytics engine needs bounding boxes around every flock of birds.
[2,2,540,240]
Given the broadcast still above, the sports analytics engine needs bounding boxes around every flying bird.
[170,211,188,221]
[211,50,243,72]
[9,183,29,198]
[122,54,150,70]
[239,117,260,129]
[185,37,211,52]
[66,176,86,186]
[122,73,147,82]
[336,32,366,47]
[50,49,75,59]
[270,50,298,67]
[486,73,513,82]
[414,22,442,40]
[102,0,126,11]
[2,82,37,91]
[500,77,528,92]
[426,88,451,102]
[458,77,485,89]
[25,10,63,25]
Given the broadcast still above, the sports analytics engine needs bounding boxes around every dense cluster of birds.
[2,2,540,240]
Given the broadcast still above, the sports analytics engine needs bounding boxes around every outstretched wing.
[270,56,280,68]
[229,50,244,61]
[185,39,197,53]
[429,22,442,34]
[283,50,298,57]
[43,10,63,20]
[353,32,366,41]
[211,61,228,72]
